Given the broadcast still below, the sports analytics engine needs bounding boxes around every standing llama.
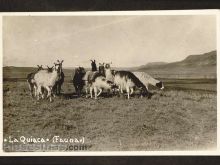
[72,67,86,97]
[82,60,99,97]
[34,64,62,102]
[53,60,65,95]
[27,65,43,97]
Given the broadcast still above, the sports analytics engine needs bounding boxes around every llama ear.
[61,60,64,63]
[37,65,40,67]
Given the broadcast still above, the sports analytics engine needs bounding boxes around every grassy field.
[3,68,217,151]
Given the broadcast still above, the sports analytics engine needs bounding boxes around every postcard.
[0,10,219,156]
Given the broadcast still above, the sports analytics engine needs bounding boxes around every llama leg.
[97,88,102,97]
[79,86,83,97]
[27,82,33,96]
[120,86,123,94]
[36,87,39,100]
[90,87,93,98]
[51,86,56,98]
[36,86,42,100]
[140,89,143,98]
[54,84,57,95]
[75,86,79,96]
[30,84,34,97]
[85,82,89,98]
[58,84,61,95]
[52,91,56,98]
[112,88,115,95]
[94,87,98,99]
[56,84,59,95]
[46,86,52,102]
[126,86,130,99]
[40,86,44,99]
[49,91,52,102]
[85,87,88,98]
[78,86,82,97]
[34,85,37,97]
[44,86,49,98]
[52,85,56,96]
[40,87,45,99]
[130,87,134,95]
[113,86,119,96]
[107,89,111,97]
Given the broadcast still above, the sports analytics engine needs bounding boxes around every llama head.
[56,59,64,64]
[91,59,97,71]
[47,66,54,72]
[105,62,112,69]
[79,67,86,74]
[37,65,43,71]
[98,63,105,75]
[76,67,86,75]
[54,60,64,73]
[156,81,164,90]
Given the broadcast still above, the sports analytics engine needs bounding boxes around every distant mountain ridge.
[180,51,216,66]
[137,62,168,69]
[138,50,216,70]
[136,50,216,79]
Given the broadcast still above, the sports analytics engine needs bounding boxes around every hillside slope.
[137,51,216,79]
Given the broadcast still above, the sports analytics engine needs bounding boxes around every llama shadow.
[147,92,154,99]
[61,92,79,99]
[98,92,115,98]
[60,91,155,100]
[116,91,154,99]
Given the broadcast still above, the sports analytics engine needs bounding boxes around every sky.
[3,15,216,68]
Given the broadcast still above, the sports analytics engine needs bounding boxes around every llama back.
[114,71,146,90]
[34,70,58,87]
[105,68,114,82]
[133,71,164,89]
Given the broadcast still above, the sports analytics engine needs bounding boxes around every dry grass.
[3,79,217,151]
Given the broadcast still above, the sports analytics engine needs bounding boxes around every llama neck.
[105,68,113,81]
[58,65,63,74]
[51,70,59,81]
[99,68,105,76]
[105,68,111,75]
[79,72,86,79]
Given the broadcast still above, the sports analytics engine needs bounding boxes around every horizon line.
[3,49,216,68]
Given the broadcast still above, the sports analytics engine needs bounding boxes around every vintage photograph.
[2,12,217,152]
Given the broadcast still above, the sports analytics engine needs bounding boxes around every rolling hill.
[136,50,216,79]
